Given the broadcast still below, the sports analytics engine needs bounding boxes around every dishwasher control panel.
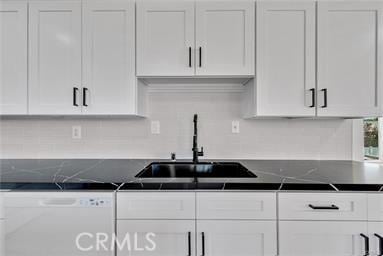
[79,198,112,207]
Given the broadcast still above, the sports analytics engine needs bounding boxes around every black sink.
[135,162,257,178]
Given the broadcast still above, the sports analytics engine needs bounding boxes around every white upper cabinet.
[82,0,136,114]
[136,1,195,76]
[317,1,383,117]
[28,1,82,115]
[254,1,316,117]
[195,1,255,76]
[0,2,28,115]
[136,0,255,77]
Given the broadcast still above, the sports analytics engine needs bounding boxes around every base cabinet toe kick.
[0,191,382,255]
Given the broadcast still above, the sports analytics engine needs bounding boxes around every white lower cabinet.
[0,219,4,256]
[369,222,383,256]
[197,220,276,256]
[115,192,383,256]
[279,221,368,256]
[0,192,3,256]
[368,194,383,256]
[116,192,277,256]
[117,220,194,256]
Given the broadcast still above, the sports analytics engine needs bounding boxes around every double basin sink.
[136,162,257,178]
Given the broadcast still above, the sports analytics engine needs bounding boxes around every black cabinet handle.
[187,232,191,256]
[309,88,315,108]
[360,233,370,256]
[201,232,205,256]
[321,88,328,108]
[308,204,339,210]
[375,234,383,256]
[73,87,79,106]
[189,47,192,68]
[199,47,202,67]
[83,87,89,107]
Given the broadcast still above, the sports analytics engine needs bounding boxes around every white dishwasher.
[4,192,114,256]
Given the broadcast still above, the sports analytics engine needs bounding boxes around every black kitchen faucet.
[192,114,204,163]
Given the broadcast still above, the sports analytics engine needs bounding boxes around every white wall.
[0,91,354,160]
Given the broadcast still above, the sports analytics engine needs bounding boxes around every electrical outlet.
[232,120,240,133]
[72,126,82,139]
[151,121,160,134]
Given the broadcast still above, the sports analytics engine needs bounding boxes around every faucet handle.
[198,147,204,156]
[171,152,176,161]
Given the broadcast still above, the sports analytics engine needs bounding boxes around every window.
[364,118,379,160]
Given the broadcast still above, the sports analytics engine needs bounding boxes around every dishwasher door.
[4,192,114,256]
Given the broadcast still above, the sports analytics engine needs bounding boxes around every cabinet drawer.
[197,192,276,220]
[368,194,383,221]
[279,193,367,221]
[117,192,195,219]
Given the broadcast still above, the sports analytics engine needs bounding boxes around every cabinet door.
[0,192,3,256]
[83,0,136,114]
[0,219,3,256]
[197,220,277,256]
[195,1,255,76]
[0,2,28,114]
[256,1,316,117]
[136,1,195,76]
[28,1,82,115]
[369,222,383,256]
[317,1,383,117]
[117,220,195,256]
[279,221,368,256]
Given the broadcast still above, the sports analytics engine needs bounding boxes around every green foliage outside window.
[364,118,379,147]
[364,118,379,160]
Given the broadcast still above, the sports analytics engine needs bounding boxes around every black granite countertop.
[0,159,383,191]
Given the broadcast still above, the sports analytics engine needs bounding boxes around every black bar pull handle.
[73,87,79,106]
[199,47,202,67]
[189,47,192,68]
[309,88,315,108]
[360,233,370,256]
[201,232,205,256]
[308,204,339,210]
[321,88,328,108]
[375,234,383,256]
[187,232,191,256]
[83,87,89,107]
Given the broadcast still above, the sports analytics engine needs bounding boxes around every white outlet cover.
[232,120,240,133]
[151,121,160,134]
[72,126,82,139]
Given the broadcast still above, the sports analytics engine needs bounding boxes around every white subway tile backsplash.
[0,92,354,159]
